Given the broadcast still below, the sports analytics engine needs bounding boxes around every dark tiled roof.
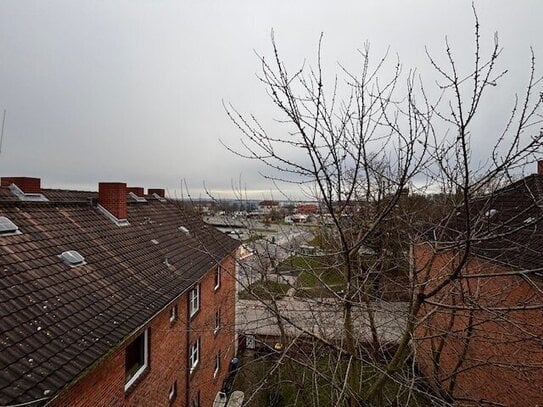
[40,189,98,203]
[435,174,543,271]
[0,187,238,406]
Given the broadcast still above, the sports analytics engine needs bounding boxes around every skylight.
[59,250,86,267]
[152,193,167,202]
[484,209,498,218]
[9,184,48,202]
[178,226,189,235]
[128,192,147,203]
[0,216,22,236]
[96,204,130,227]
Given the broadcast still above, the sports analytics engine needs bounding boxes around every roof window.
[96,204,130,227]
[152,193,167,202]
[524,216,536,224]
[9,183,48,202]
[179,226,189,235]
[59,250,86,267]
[128,192,147,203]
[0,216,22,236]
[484,209,498,218]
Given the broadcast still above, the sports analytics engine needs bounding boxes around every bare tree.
[225,9,543,406]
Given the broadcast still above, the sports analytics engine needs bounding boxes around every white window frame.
[214,351,221,378]
[189,339,200,373]
[168,381,177,402]
[214,308,221,334]
[170,303,178,323]
[189,284,200,317]
[124,329,149,391]
[214,265,221,290]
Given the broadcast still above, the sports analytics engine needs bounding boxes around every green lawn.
[296,269,344,287]
[278,255,326,273]
[238,280,290,300]
[234,353,431,406]
[293,286,340,298]
[277,255,346,298]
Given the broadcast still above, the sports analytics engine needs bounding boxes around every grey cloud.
[0,0,540,199]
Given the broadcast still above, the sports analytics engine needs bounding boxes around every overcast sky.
[0,1,541,200]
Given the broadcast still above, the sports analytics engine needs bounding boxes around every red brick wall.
[148,189,165,198]
[1,176,41,193]
[98,183,127,220]
[51,295,188,407]
[126,187,144,197]
[188,255,237,406]
[50,254,237,407]
[414,244,543,406]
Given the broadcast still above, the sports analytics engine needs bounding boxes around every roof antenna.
[0,109,6,154]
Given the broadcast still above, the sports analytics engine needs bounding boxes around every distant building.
[295,203,318,214]
[257,200,279,214]
[0,177,239,406]
[290,213,308,223]
[414,164,543,406]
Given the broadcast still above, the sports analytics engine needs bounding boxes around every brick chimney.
[127,187,144,197]
[98,182,127,220]
[1,177,41,193]
[148,188,165,198]
[538,160,543,176]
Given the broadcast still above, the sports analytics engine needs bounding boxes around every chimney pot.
[148,188,165,198]
[98,182,127,220]
[1,177,41,193]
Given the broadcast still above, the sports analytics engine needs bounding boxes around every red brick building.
[414,170,543,406]
[295,203,318,215]
[257,200,279,214]
[0,178,239,406]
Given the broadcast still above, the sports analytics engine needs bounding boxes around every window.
[0,216,22,236]
[170,303,178,323]
[168,382,177,403]
[190,392,200,407]
[189,284,200,317]
[124,329,149,391]
[214,266,221,290]
[214,308,221,334]
[214,351,221,378]
[189,339,200,373]
[58,250,86,267]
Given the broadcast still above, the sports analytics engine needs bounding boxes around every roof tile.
[0,190,238,405]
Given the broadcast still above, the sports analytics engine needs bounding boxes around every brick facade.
[1,176,41,193]
[49,255,237,407]
[148,189,166,198]
[188,255,237,407]
[414,243,543,406]
[126,187,145,197]
[98,182,128,220]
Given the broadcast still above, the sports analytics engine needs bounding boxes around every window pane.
[124,330,148,388]
[215,266,221,288]
[190,285,199,316]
